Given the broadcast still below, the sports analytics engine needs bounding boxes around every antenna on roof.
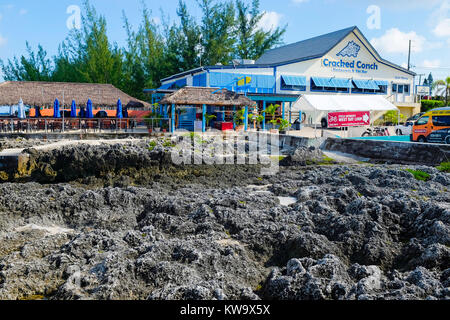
[407,40,411,71]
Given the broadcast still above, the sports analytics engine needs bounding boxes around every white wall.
[160,30,415,107]
[276,32,415,102]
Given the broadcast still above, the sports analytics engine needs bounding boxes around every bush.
[437,162,450,173]
[406,169,431,181]
[383,110,405,125]
[421,100,445,112]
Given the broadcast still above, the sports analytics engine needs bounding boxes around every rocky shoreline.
[0,138,448,300]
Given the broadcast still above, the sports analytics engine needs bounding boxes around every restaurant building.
[148,26,420,129]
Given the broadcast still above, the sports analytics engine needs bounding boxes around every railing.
[0,117,171,134]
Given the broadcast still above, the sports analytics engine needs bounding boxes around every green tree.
[121,3,167,98]
[427,73,434,87]
[0,42,52,81]
[51,0,124,89]
[235,0,286,60]
[175,1,201,70]
[198,0,236,66]
[433,78,450,105]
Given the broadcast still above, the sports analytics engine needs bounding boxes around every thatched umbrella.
[159,87,257,107]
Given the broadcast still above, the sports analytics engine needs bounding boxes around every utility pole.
[407,40,411,71]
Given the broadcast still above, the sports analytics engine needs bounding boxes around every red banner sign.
[327,111,370,128]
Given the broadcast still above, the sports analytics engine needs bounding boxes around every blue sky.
[0,0,449,82]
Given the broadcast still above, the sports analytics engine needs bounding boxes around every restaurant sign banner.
[327,111,370,128]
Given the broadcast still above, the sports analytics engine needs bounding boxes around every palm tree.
[432,78,450,105]
[447,77,450,106]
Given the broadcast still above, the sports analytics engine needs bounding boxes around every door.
[396,85,405,103]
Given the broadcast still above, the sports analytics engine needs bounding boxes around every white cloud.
[0,34,7,47]
[429,0,450,24]
[257,11,283,32]
[433,18,450,37]
[370,28,441,54]
[422,59,441,68]
[19,9,27,15]
[152,16,161,25]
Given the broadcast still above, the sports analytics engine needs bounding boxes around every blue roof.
[256,26,357,65]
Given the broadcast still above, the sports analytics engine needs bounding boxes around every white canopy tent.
[292,94,399,113]
[290,94,399,137]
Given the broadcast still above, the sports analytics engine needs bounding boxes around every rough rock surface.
[0,138,53,152]
[0,139,448,300]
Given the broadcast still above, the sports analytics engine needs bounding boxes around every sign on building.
[237,76,252,87]
[328,111,371,127]
[416,85,431,96]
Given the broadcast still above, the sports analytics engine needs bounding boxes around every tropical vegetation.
[0,0,286,100]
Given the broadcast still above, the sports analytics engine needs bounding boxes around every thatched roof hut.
[159,87,257,107]
[0,81,150,108]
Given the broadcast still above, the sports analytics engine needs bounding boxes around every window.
[404,85,410,95]
[378,85,387,94]
[432,116,450,126]
[352,87,377,94]
[416,116,429,126]
[392,84,410,95]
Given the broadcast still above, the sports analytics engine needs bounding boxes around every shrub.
[383,110,405,125]
[421,100,445,112]
[406,169,431,181]
[437,162,450,173]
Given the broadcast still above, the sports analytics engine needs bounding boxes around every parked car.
[411,107,450,143]
[395,112,425,135]
[407,112,425,122]
[395,122,414,135]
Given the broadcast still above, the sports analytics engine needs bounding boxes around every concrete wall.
[321,138,450,165]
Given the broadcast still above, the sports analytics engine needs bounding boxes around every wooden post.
[233,106,236,130]
[244,106,248,132]
[262,101,266,131]
[202,104,206,133]
[171,104,175,133]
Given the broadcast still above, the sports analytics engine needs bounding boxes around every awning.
[292,94,399,112]
[353,79,380,90]
[375,80,389,87]
[159,82,174,90]
[281,75,307,86]
[312,77,353,89]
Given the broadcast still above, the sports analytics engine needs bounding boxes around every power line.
[413,66,450,70]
